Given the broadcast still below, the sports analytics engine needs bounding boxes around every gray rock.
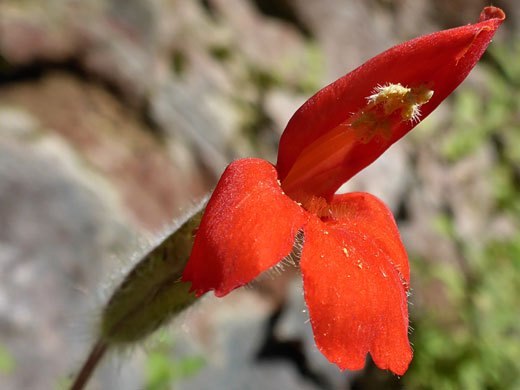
[174,289,328,390]
[0,121,137,389]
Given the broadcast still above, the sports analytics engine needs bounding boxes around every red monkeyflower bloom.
[182,7,504,375]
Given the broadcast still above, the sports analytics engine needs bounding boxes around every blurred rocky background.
[0,0,518,389]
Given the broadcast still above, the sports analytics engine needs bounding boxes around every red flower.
[182,7,504,375]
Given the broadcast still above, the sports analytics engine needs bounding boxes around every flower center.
[350,83,434,144]
[281,82,434,199]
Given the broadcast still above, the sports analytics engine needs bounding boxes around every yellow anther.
[367,83,434,123]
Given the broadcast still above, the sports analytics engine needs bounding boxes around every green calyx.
[100,206,204,344]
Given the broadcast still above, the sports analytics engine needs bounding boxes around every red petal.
[300,214,411,375]
[278,7,504,198]
[328,192,409,289]
[182,158,305,297]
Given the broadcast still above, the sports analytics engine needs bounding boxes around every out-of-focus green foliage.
[405,41,520,390]
[441,43,519,162]
[440,89,490,160]
[145,332,205,390]
[54,377,73,390]
[0,342,16,374]
[408,237,520,390]
[289,40,325,94]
